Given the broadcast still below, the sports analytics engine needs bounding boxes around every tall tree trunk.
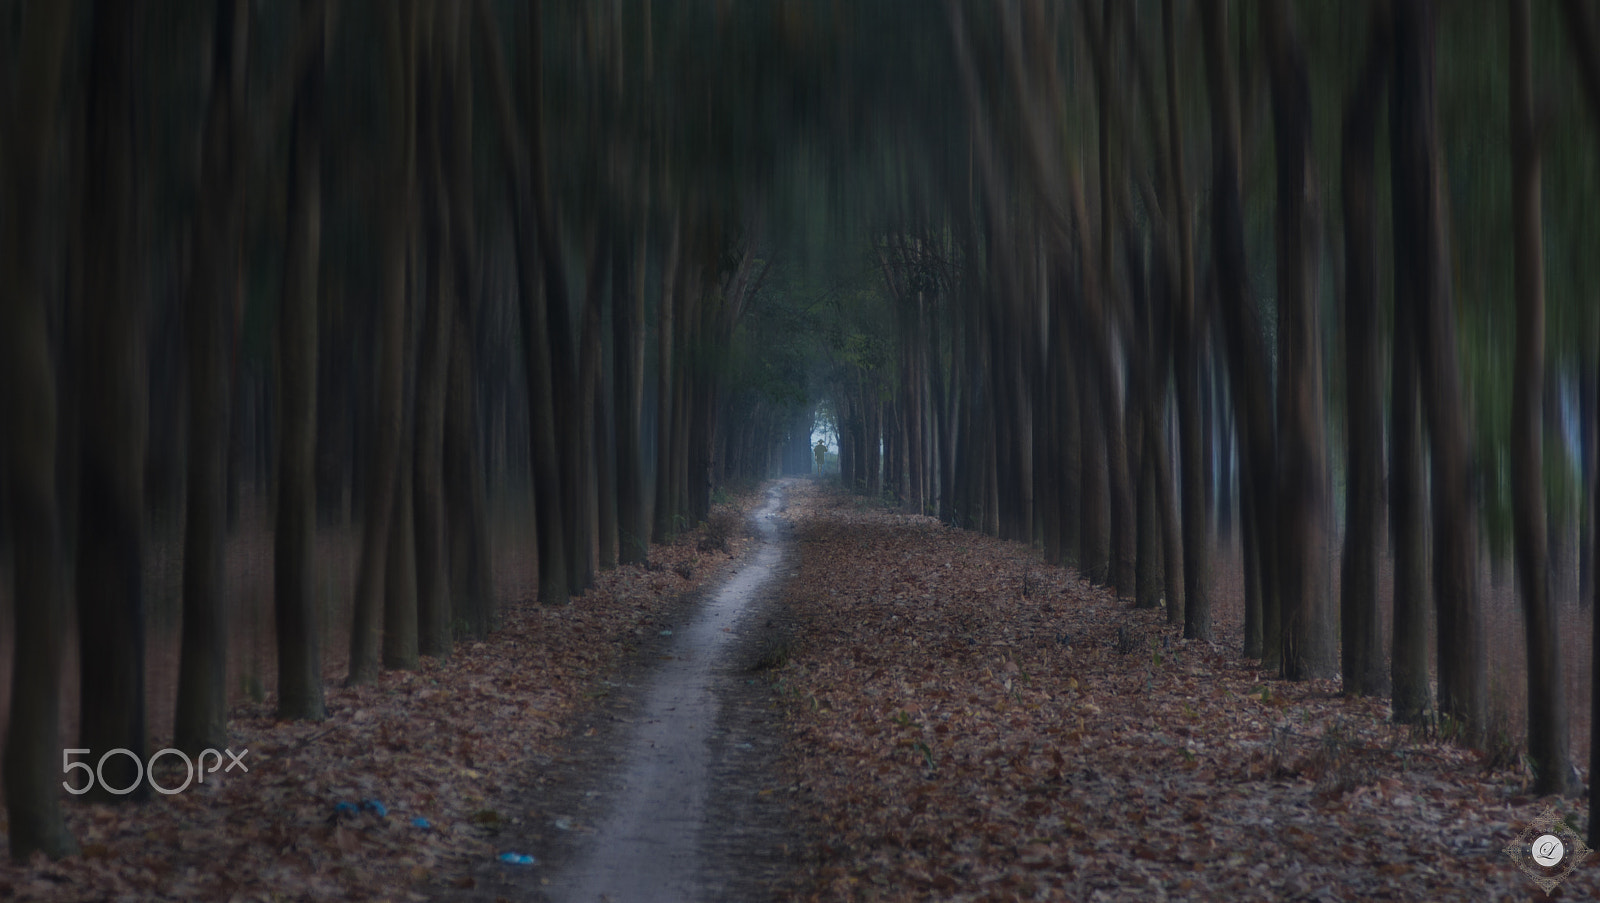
[1509,0,1571,793]
[78,0,150,801]
[475,0,569,605]
[653,219,682,541]
[443,3,493,638]
[1165,0,1203,636]
[272,0,325,719]
[414,13,455,660]
[615,222,649,562]
[1199,0,1276,646]
[1265,3,1336,681]
[350,1,417,681]
[179,0,250,746]
[1394,0,1486,740]
[1,0,78,860]
[1338,13,1389,698]
[577,227,612,582]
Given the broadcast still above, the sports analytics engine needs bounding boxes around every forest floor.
[1,476,1596,902]
[770,480,1596,902]
[0,487,784,901]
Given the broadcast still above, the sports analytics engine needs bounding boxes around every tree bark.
[1,0,78,860]
[272,0,326,719]
[1164,0,1203,632]
[179,0,249,745]
[1393,0,1486,740]
[1509,0,1571,793]
[1200,0,1276,647]
[350,1,417,682]
[1265,3,1336,681]
[615,220,650,563]
[1338,12,1390,698]
[474,0,568,605]
[78,0,150,801]
[414,11,455,659]
[442,3,493,638]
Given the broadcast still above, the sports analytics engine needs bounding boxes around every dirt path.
[459,480,804,903]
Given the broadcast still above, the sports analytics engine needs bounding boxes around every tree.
[350,0,418,683]
[414,6,457,660]
[1,0,79,861]
[1508,0,1572,794]
[1338,8,1390,699]
[1392,0,1486,740]
[1264,2,1335,681]
[77,0,151,801]
[178,0,250,746]
[274,0,327,719]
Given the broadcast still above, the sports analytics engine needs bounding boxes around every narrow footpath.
[463,480,803,903]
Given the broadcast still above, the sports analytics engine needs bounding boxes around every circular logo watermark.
[1530,834,1565,868]
[1504,806,1591,894]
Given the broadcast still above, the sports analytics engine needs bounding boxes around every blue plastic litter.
[499,852,538,866]
[411,817,432,830]
[361,799,388,817]
[334,801,358,818]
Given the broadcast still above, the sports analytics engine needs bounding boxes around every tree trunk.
[474,0,568,605]
[1394,0,1486,740]
[384,232,421,671]
[78,0,150,801]
[653,219,683,542]
[179,0,250,745]
[1509,0,1571,793]
[350,2,417,682]
[1,0,77,860]
[272,0,326,719]
[577,227,612,582]
[1338,14,1389,698]
[1200,0,1277,647]
[1164,0,1201,631]
[1265,3,1336,681]
[414,16,455,660]
[443,3,493,638]
[614,222,649,565]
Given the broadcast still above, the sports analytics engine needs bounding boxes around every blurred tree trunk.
[1338,12,1390,699]
[272,0,326,720]
[1509,0,1571,793]
[475,0,568,606]
[1164,0,1202,632]
[615,217,650,564]
[443,2,493,638]
[415,10,455,660]
[350,1,417,682]
[1,0,78,861]
[1565,0,1600,842]
[653,218,682,541]
[577,225,612,583]
[1200,0,1276,648]
[523,0,587,597]
[178,0,249,746]
[78,0,150,802]
[384,387,419,670]
[1264,3,1335,681]
[1393,0,1486,740]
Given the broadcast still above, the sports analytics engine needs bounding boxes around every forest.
[2,0,1600,899]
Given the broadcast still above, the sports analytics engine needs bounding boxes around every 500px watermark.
[62,747,249,796]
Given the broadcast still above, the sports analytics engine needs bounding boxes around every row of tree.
[1,0,824,862]
[825,0,1600,832]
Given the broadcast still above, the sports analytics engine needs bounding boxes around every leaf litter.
[0,494,763,902]
[769,481,1596,902]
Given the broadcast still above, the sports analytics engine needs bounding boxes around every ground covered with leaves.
[0,496,761,902]
[771,481,1597,902]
